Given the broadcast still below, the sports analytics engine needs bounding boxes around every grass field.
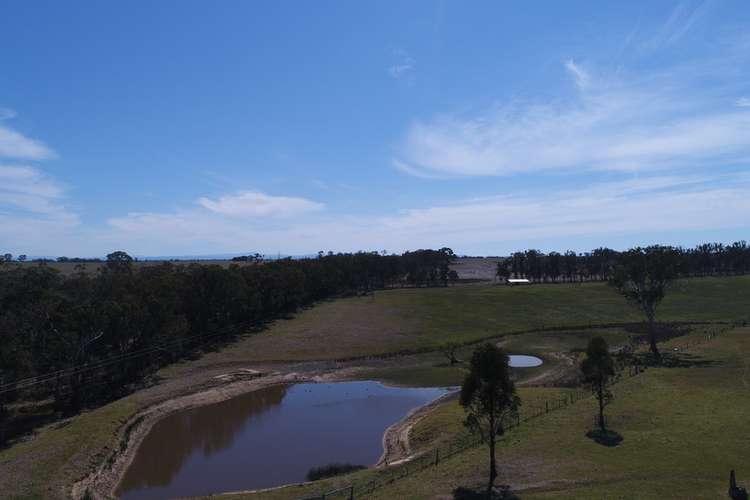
[0,276,748,499]
[362,325,750,499]
[173,276,750,366]
[227,324,749,499]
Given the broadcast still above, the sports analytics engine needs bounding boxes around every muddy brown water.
[117,381,452,499]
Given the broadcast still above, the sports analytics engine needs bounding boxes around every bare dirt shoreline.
[69,329,566,499]
[73,370,312,499]
[71,366,451,499]
[378,390,459,467]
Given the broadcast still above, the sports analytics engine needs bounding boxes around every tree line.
[496,241,750,282]
[0,248,456,441]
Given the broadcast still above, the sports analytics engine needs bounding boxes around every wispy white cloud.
[311,179,330,190]
[394,53,750,177]
[0,119,80,254]
[197,191,323,217]
[392,159,450,179]
[645,0,713,49]
[356,173,750,251]
[0,124,56,160]
[736,97,750,108]
[388,49,415,81]
[0,108,17,120]
[0,165,72,217]
[310,179,356,191]
[100,173,750,256]
[565,59,590,89]
[0,165,80,254]
[0,164,743,256]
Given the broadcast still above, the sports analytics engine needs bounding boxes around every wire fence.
[297,322,745,499]
[298,378,630,499]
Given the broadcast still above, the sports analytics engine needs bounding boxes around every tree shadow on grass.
[585,428,624,447]
[659,352,720,369]
[433,361,464,368]
[453,485,520,499]
[634,352,720,369]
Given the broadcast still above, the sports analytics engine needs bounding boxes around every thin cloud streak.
[565,59,590,89]
[197,191,324,217]
[0,165,80,254]
[0,108,17,120]
[644,0,713,49]
[100,174,750,256]
[388,49,415,81]
[0,165,73,218]
[0,124,56,160]
[395,53,750,177]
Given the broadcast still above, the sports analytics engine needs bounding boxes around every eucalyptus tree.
[460,343,520,496]
[610,246,679,360]
[581,337,615,432]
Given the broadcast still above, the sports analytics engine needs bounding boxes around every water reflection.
[118,384,287,495]
[118,381,450,500]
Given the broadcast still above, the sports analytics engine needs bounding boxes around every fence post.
[435,448,440,466]
[349,485,354,500]
[545,401,549,413]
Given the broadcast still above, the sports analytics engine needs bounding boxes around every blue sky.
[1,0,749,257]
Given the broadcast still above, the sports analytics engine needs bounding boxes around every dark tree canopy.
[0,248,462,443]
[610,246,679,358]
[402,248,456,287]
[493,240,750,284]
[581,337,615,432]
[105,250,134,273]
[460,343,520,495]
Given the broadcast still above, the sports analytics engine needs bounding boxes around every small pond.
[117,381,452,500]
[509,355,543,367]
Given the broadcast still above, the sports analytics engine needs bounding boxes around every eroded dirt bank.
[72,365,439,499]
[72,348,566,499]
[378,390,459,467]
[71,368,351,499]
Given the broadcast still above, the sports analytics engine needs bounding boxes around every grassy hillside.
[232,324,750,499]
[183,276,750,364]
[0,276,747,499]
[362,325,750,499]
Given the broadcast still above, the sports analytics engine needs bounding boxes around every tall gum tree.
[460,343,520,496]
[610,246,678,361]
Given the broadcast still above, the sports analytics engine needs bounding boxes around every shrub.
[306,463,366,481]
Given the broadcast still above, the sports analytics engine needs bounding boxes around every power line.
[0,321,259,395]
